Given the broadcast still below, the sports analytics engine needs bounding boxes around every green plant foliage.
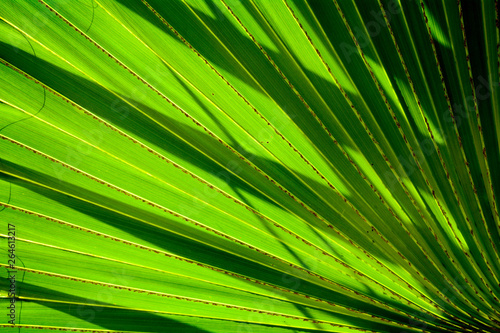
[1,0,499,332]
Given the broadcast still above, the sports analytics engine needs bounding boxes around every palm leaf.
[1,0,499,331]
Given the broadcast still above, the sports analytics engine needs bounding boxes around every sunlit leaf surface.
[1,0,499,332]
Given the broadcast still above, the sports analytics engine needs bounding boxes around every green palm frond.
[1,0,499,332]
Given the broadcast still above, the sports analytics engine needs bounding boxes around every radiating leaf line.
[0,140,317,275]
[5,1,486,326]
[0,55,440,320]
[1,255,416,330]
[405,0,500,308]
[0,15,360,272]
[6,236,424,330]
[13,297,377,333]
[454,0,500,285]
[336,0,494,318]
[291,0,499,326]
[373,0,481,294]
[393,1,484,255]
[421,0,500,315]
[276,0,484,326]
[381,0,469,229]
[134,3,460,314]
[478,0,500,241]
[295,0,459,244]
[219,3,470,308]
[0,204,430,330]
[0,53,336,252]
[7,297,379,333]
[420,0,500,310]
[480,0,500,226]
[97,0,378,236]
[225,0,434,261]
[292,0,488,322]
[2,97,359,277]
[34,0,350,241]
[138,0,410,256]
[1,1,498,331]
[376,0,498,312]
[0,47,445,321]
[0,96,442,317]
[1,140,448,326]
[328,0,500,319]
[2,265,403,332]
[456,0,500,289]
[17,4,452,319]
[218,3,468,322]
[0,325,134,333]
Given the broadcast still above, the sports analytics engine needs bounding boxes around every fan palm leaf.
[0,0,499,332]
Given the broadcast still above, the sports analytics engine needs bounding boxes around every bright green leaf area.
[1,0,499,332]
